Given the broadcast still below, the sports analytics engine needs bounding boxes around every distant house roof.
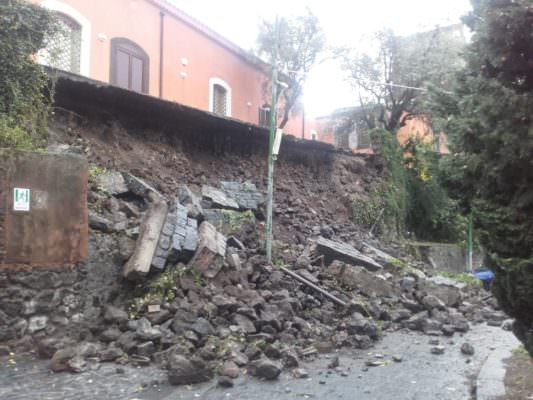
[146,0,270,73]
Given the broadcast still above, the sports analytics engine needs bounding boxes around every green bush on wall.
[356,129,465,243]
[353,129,408,238]
[0,0,58,149]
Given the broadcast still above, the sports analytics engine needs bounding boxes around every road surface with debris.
[0,323,519,400]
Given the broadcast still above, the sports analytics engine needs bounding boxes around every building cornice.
[145,0,270,74]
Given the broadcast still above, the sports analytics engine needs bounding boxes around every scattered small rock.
[327,355,340,369]
[168,355,213,385]
[0,345,11,357]
[431,346,446,355]
[461,343,475,356]
[293,368,309,379]
[248,359,282,380]
[365,360,384,367]
[217,376,234,388]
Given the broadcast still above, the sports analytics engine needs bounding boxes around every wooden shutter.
[110,38,149,94]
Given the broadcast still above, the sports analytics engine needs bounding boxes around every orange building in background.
[315,107,449,154]
[32,0,314,138]
[397,113,450,154]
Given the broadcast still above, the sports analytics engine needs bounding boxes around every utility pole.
[266,17,279,264]
[467,212,473,272]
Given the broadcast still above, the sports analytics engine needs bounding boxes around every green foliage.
[511,345,529,357]
[463,0,533,93]
[356,129,465,242]
[387,258,422,277]
[388,258,409,270]
[0,0,57,149]
[352,193,384,229]
[88,165,107,189]
[403,138,467,242]
[89,166,107,180]
[362,129,409,237]
[427,0,533,257]
[129,265,185,318]
[338,26,465,131]
[437,271,480,286]
[427,0,533,356]
[339,23,468,242]
[217,210,255,236]
[0,116,39,150]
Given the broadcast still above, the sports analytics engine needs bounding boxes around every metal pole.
[301,106,305,139]
[266,17,279,264]
[467,212,473,272]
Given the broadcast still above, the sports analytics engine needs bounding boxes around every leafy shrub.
[0,0,57,149]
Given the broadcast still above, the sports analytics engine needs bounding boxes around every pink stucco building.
[32,0,317,138]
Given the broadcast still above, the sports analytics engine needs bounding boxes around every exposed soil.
[49,109,385,246]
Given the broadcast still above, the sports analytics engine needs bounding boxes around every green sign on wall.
[13,188,30,211]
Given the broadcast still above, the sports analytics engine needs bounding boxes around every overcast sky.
[171,0,472,117]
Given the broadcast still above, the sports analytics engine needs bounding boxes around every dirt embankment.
[49,109,384,245]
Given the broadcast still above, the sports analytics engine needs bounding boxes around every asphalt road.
[0,323,519,400]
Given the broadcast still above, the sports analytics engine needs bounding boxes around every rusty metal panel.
[0,149,88,268]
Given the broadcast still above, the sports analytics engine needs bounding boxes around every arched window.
[259,104,271,127]
[39,0,91,76]
[209,78,232,117]
[110,38,149,94]
[213,84,228,115]
[42,13,81,73]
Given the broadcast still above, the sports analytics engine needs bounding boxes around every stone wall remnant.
[201,185,239,210]
[219,181,264,210]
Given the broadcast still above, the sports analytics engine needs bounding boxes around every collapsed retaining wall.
[0,73,385,353]
[0,76,508,387]
[0,232,123,346]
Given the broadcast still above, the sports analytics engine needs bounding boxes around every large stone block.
[122,173,160,198]
[168,355,214,385]
[220,181,264,210]
[123,196,168,280]
[167,202,198,264]
[201,185,239,210]
[316,237,383,271]
[328,261,394,297]
[151,208,177,271]
[95,171,128,196]
[188,221,226,278]
[178,185,203,219]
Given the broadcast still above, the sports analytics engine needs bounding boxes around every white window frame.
[208,77,232,117]
[39,0,91,77]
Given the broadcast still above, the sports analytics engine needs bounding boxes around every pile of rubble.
[36,170,508,386]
